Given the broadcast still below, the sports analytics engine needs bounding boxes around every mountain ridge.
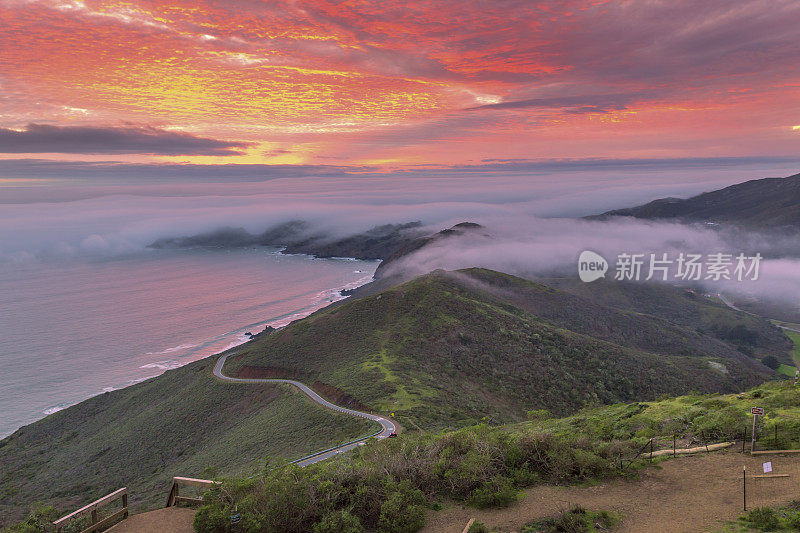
[591,171,800,229]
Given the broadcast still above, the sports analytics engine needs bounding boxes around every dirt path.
[106,507,195,533]
[422,450,800,533]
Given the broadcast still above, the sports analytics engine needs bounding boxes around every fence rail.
[53,487,128,533]
[166,476,221,507]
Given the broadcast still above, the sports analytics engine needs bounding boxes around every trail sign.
[751,407,764,416]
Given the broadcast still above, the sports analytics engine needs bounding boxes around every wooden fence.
[166,476,221,508]
[53,487,128,533]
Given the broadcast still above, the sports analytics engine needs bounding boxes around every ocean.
[0,248,377,438]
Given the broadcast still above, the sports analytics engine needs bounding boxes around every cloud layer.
[0,124,250,155]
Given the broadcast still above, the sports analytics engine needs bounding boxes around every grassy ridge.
[231,269,774,430]
[0,356,373,525]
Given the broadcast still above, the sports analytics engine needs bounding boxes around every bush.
[762,356,780,370]
[313,510,364,533]
[378,484,426,533]
[523,506,620,533]
[194,426,627,532]
[194,502,234,533]
[467,522,490,533]
[744,507,780,531]
[468,476,518,509]
[2,505,60,533]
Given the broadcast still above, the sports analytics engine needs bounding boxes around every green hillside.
[229,268,778,430]
[594,171,800,229]
[1,267,790,528]
[0,356,373,525]
[189,380,800,533]
[541,276,791,361]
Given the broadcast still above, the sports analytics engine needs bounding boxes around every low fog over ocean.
[2,160,799,436]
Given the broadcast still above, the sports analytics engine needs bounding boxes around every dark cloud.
[446,156,800,173]
[0,158,374,181]
[0,124,253,155]
[1,156,797,183]
[466,93,650,112]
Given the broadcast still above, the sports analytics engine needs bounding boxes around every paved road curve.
[718,293,800,334]
[213,353,396,466]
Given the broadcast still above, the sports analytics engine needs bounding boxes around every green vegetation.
[191,381,800,533]
[1,268,793,528]
[522,506,620,532]
[232,268,778,430]
[193,424,639,533]
[0,356,373,525]
[737,502,800,531]
[535,380,800,450]
[0,505,60,533]
[543,277,791,362]
[787,331,800,367]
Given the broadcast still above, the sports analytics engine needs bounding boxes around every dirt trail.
[105,507,195,533]
[422,450,800,533]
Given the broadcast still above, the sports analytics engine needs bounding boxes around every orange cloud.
[1,0,799,166]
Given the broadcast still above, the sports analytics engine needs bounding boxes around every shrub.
[523,506,620,533]
[2,504,60,533]
[193,502,231,532]
[313,509,364,533]
[378,484,426,533]
[195,426,626,532]
[467,476,518,509]
[467,522,490,533]
[762,356,780,370]
[744,507,779,531]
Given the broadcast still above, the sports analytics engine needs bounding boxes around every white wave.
[145,343,198,355]
[140,359,183,370]
[43,403,71,415]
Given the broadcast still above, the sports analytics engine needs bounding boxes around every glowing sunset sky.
[1,0,799,170]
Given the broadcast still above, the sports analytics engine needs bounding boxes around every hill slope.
[0,268,789,527]
[187,380,800,533]
[229,268,778,430]
[593,172,800,229]
[0,355,373,525]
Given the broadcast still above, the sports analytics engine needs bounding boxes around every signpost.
[751,407,764,452]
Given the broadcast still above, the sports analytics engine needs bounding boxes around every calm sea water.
[0,249,377,438]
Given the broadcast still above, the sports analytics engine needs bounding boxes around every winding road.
[213,352,396,466]
[717,293,800,334]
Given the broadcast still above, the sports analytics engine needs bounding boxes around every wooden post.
[752,414,758,452]
[91,508,98,527]
[702,431,709,453]
[743,466,747,512]
[673,434,676,458]
[122,492,128,519]
[461,518,475,533]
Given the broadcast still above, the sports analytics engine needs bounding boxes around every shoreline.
[4,255,378,440]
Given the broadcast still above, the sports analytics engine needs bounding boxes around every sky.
[1,0,799,176]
